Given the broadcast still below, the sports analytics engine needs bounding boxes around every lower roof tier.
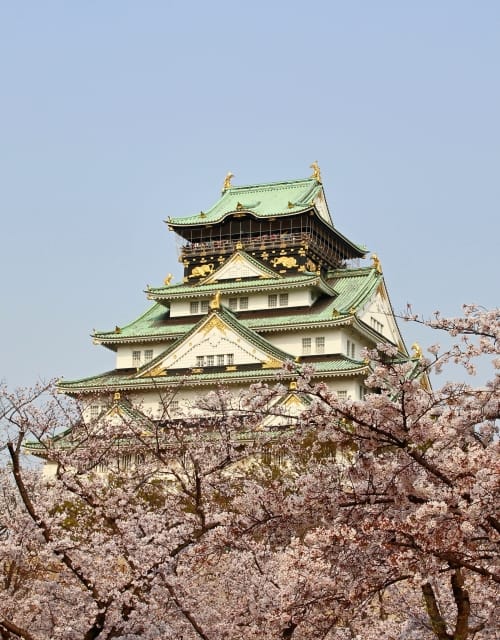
[58,355,369,395]
[93,267,383,347]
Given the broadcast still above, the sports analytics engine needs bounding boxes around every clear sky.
[1,1,498,388]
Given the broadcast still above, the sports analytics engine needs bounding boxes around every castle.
[54,166,407,448]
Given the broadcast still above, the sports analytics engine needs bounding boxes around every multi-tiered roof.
[58,170,406,397]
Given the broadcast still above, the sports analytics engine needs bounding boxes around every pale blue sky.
[1,1,499,388]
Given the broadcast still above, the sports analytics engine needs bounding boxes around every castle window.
[229,298,238,310]
[90,405,100,420]
[226,353,234,365]
[135,453,146,466]
[144,349,153,363]
[120,454,132,471]
[315,337,325,353]
[196,356,205,367]
[206,355,214,367]
[347,340,355,359]
[97,460,107,473]
[190,301,199,314]
[370,317,384,333]
[170,400,179,413]
[337,390,347,399]
[132,350,141,366]
[302,337,312,354]
[268,294,277,308]
[279,293,289,306]
[239,296,249,310]
[200,300,209,313]
[217,354,225,366]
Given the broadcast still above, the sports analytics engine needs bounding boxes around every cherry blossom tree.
[0,305,498,639]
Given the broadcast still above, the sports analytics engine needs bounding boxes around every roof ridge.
[224,177,316,192]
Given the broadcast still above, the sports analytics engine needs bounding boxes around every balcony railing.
[180,233,313,259]
[179,232,360,269]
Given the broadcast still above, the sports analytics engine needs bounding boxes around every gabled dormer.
[135,306,293,378]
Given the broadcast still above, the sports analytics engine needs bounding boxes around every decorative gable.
[203,251,279,284]
[359,285,403,347]
[261,390,311,429]
[137,311,291,377]
[313,187,334,226]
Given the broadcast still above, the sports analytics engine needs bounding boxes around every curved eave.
[351,317,403,354]
[166,177,323,227]
[167,204,315,228]
[167,205,366,259]
[257,315,353,333]
[94,315,354,346]
[147,274,336,301]
[92,303,169,346]
[57,360,369,395]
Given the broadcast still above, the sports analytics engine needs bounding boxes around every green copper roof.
[93,268,382,346]
[136,306,294,375]
[58,356,368,394]
[167,178,325,226]
[329,267,381,314]
[147,273,336,301]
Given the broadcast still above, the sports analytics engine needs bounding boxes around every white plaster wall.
[162,326,268,370]
[170,289,313,318]
[116,344,167,369]
[266,327,344,357]
[359,293,400,344]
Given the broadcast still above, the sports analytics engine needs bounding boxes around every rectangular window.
[170,400,179,413]
[359,385,366,400]
[98,460,107,473]
[315,337,325,354]
[144,349,153,363]
[132,350,141,366]
[370,317,384,333]
[346,340,356,358]
[206,355,214,367]
[239,296,249,310]
[190,301,199,314]
[135,453,146,466]
[90,405,100,420]
[302,337,312,354]
[217,354,225,366]
[226,353,234,365]
[200,300,209,313]
[337,390,347,399]
[196,356,205,367]
[279,293,289,306]
[268,294,277,308]
[228,298,238,310]
[120,454,132,471]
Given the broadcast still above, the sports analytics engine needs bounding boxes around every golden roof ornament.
[371,254,383,273]
[310,161,322,183]
[411,343,423,359]
[163,273,173,286]
[209,290,221,310]
[114,325,121,334]
[222,171,234,191]
[113,392,121,401]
